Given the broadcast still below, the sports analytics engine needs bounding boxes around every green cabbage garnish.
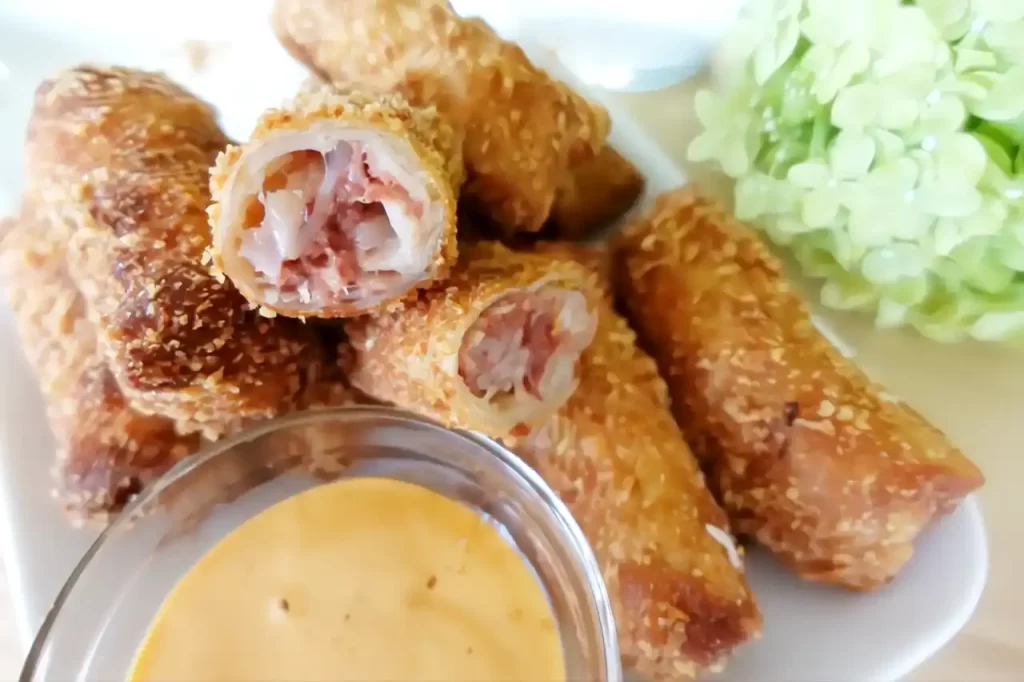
[690,0,1024,342]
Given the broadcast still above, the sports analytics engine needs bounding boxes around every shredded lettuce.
[691,0,1024,342]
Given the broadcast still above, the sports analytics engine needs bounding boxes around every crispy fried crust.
[614,188,985,589]
[185,324,358,440]
[344,241,596,437]
[529,241,610,285]
[505,266,761,680]
[548,146,645,239]
[23,65,321,429]
[271,0,609,234]
[208,83,464,317]
[0,207,199,523]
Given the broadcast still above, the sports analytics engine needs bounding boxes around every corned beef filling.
[239,144,423,306]
[459,288,596,403]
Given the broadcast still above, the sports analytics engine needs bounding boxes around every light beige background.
[0,82,1019,680]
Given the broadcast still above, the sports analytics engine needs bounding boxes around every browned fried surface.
[23,65,321,429]
[548,145,645,239]
[506,270,761,680]
[272,0,609,234]
[614,187,985,589]
[179,323,357,440]
[0,207,199,522]
[156,331,362,541]
[344,241,596,437]
[209,83,464,318]
[529,241,610,286]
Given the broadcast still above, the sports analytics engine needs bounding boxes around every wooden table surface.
[0,77,1020,680]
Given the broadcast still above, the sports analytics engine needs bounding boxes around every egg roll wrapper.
[23,66,320,429]
[0,208,199,523]
[345,241,598,437]
[614,188,985,589]
[506,272,761,680]
[548,146,645,239]
[530,241,611,284]
[156,350,361,544]
[209,83,463,318]
[272,0,609,234]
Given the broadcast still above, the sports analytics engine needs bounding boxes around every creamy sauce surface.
[129,477,564,682]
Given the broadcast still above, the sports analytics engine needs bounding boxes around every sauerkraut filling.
[459,288,596,406]
[238,144,427,308]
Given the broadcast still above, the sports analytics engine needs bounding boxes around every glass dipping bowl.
[20,407,621,682]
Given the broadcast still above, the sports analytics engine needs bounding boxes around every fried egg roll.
[189,325,356,441]
[530,242,610,284]
[209,83,463,318]
[344,242,597,437]
[506,259,761,680]
[0,207,199,522]
[24,66,320,428]
[272,0,609,234]
[614,188,985,589]
[548,146,645,239]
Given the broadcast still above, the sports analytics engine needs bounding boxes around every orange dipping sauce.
[128,477,565,682]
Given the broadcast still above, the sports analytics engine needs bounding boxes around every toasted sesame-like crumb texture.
[548,145,645,239]
[529,241,611,286]
[208,83,464,317]
[23,65,321,430]
[0,207,199,523]
[614,187,985,590]
[506,258,761,680]
[271,0,609,234]
[344,241,595,437]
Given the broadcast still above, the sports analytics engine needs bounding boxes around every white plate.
[0,2,988,681]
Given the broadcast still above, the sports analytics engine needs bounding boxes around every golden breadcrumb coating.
[506,255,761,680]
[182,323,358,440]
[548,145,645,239]
[0,207,199,523]
[208,82,464,318]
[155,329,361,540]
[614,188,985,590]
[272,0,609,233]
[23,65,321,429]
[529,241,610,285]
[344,241,597,437]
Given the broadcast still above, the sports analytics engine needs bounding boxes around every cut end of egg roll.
[458,285,596,415]
[344,241,598,437]
[210,85,463,318]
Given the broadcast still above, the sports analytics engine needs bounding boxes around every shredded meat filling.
[239,144,421,306]
[459,288,595,403]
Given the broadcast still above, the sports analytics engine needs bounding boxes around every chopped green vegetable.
[692,0,1024,342]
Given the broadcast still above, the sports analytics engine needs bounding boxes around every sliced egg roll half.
[210,84,463,318]
[344,242,597,437]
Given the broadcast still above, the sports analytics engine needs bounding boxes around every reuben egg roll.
[548,146,645,239]
[614,188,985,589]
[24,66,320,429]
[507,257,761,680]
[344,242,597,437]
[0,207,199,522]
[530,242,610,283]
[209,83,463,318]
[272,0,609,234]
